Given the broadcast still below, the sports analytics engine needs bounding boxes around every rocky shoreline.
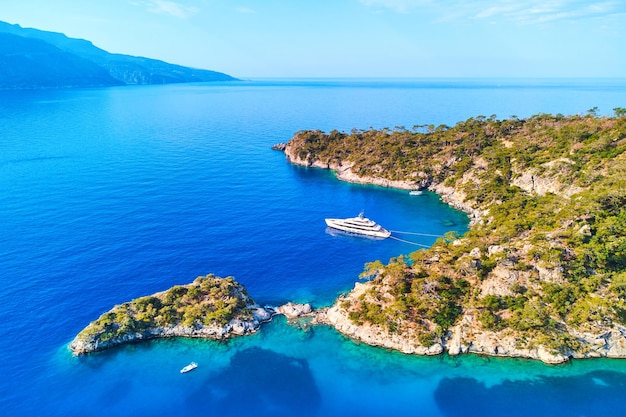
[277,138,626,364]
[70,131,626,363]
[315,286,626,364]
[70,301,321,355]
[70,279,626,363]
[282,140,486,226]
[69,306,272,355]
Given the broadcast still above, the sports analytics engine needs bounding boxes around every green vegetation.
[289,111,626,352]
[76,275,253,343]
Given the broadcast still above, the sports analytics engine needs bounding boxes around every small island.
[69,275,272,355]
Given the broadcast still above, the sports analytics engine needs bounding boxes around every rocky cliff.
[318,285,626,364]
[70,307,271,355]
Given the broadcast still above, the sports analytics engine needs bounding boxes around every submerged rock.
[276,302,313,319]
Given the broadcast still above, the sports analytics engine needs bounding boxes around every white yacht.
[180,362,198,373]
[325,212,391,238]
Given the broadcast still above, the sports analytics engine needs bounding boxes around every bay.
[1,78,625,416]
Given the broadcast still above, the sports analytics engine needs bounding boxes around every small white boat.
[325,212,391,238]
[180,362,198,373]
[409,190,423,195]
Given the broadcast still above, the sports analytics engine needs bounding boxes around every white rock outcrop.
[323,303,443,356]
[317,288,626,364]
[69,305,272,355]
[275,302,313,319]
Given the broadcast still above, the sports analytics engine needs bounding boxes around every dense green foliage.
[350,255,470,342]
[77,275,252,342]
[290,111,626,351]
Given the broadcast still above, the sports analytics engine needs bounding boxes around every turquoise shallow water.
[1,79,626,416]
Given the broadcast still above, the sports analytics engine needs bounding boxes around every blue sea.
[1,78,626,416]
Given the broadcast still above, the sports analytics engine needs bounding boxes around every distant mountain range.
[0,21,237,90]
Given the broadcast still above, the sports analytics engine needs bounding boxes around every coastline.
[316,286,626,365]
[282,139,485,226]
[280,135,626,364]
[69,306,273,355]
[69,274,317,356]
[70,302,319,355]
[70,126,626,363]
[69,275,273,355]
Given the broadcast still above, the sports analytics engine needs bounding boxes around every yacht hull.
[325,217,391,238]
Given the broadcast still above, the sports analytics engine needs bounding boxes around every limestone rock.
[480,265,520,296]
[511,161,583,198]
[69,304,272,355]
[276,302,313,319]
[69,276,273,355]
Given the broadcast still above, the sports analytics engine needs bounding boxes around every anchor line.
[389,230,443,238]
[388,235,431,247]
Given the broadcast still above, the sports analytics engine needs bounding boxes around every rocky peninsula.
[281,113,626,364]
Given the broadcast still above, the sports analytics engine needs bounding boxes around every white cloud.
[473,0,625,24]
[359,0,432,14]
[475,4,520,19]
[140,0,199,19]
[361,0,625,23]
[235,6,257,14]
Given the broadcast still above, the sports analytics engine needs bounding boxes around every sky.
[1,0,625,78]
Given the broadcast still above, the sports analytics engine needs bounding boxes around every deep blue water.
[1,79,626,416]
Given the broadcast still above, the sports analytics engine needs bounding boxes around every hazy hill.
[0,21,237,89]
